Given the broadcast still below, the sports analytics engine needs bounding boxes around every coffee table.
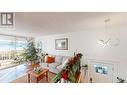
[28,68,49,83]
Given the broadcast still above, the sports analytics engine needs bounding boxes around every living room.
[0,12,127,83]
[1,1,127,95]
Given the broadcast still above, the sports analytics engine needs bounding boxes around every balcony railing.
[0,50,22,67]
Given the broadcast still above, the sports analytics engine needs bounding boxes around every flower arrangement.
[52,53,83,83]
[33,67,42,74]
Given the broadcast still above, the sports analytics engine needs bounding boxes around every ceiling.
[0,12,127,37]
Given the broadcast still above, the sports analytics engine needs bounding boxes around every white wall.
[0,13,40,37]
[36,21,127,82]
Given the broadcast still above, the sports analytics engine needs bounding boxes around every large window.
[0,34,27,66]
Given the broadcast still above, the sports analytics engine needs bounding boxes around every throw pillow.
[46,56,55,63]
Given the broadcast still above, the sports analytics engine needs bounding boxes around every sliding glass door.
[0,35,27,67]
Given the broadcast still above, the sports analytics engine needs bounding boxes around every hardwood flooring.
[0,64,56,83]
[0,64,28,83]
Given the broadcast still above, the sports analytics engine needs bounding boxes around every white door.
[89,61,114,83]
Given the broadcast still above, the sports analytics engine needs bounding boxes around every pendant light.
[99,18,120,48]
[99,18,111,48]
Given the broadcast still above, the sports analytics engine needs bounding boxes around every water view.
[0,38,27,68]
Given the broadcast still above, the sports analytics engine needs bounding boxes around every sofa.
[41,55,71,74]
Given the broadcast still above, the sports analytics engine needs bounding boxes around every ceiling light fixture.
[98,18,120,48]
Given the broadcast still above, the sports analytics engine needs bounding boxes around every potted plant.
[23,40,38,66]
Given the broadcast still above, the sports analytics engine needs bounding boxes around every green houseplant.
[23,40,38,65]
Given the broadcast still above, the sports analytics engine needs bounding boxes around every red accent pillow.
[46,56,55,63]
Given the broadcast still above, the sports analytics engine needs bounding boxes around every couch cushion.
[56,59,69,72]
[55,55,63,64]
[62,56,70,63]
[48,62,60,68]
[56,65,63,72]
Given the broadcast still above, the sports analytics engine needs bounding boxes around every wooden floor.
[0,64,56,83]
[0,64,28,83]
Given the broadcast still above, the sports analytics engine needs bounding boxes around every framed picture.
[55,38,68,50]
